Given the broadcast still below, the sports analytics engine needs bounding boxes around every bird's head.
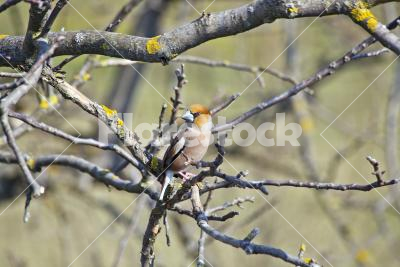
[181,104,211,128]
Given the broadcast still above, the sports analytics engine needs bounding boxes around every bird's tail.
[159,170,174,201]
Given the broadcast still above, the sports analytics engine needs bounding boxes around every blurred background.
[0,1,400,266]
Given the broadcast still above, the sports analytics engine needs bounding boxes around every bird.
[159,104,212,201]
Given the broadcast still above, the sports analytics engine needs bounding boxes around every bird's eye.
[192,112,200,117]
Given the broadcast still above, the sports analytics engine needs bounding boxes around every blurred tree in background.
[0,0,400,266]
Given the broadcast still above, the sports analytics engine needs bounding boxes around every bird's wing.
[162,128,187,169]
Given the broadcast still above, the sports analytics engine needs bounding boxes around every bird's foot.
[178,171,196,182]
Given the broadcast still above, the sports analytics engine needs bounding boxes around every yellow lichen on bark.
[355,249,369,264]
[26,158,35,170]
[366,16,379,31]
[350,2,378,31]
[299,117,314,133]
[286,3,299,18]
[39,99,49,109]
[101,104,117,117]
[49,95,59,105]
[288,6,298,15]
[150,156,159,170]
[82,73,91,81]
[146,36,161,54]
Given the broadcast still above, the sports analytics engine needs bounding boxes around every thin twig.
[366,156,385,185]
[0,113,44,197]
[23,186,33,223]
[105,0,143,32]
[0,72,25,78]
[206,196,255,215]
[212,16,400,133]
[169,64,186,125]
[190,181,312,267]
[174,55,297,85]
[0,151,158,199]
[209,93,240,116]
[163,211,171,246]
[39,0,68,38]
[8,111,140,168]
[0,0,22,13]
[201,176,400,193]
[146,103,167,154]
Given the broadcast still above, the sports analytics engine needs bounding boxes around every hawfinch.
[159,104,212,200]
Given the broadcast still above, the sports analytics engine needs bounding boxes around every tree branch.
[190,182,313,267]
[0,0,22,13]
[347,2,400,55]
[0,151,158,199]
[169,64,186,124]
[41,70,150,171]
[212,15,400,133]
[0,113,44,197]
[140,203,165,267]
[53,0,142,70]
[39,0,68,38]
[1,0,396,66]
[0,38,55,198]
[23,0,51,56]
[201,176,400,193]
[8,111,140,168]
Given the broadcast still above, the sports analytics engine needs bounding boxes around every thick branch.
[347,3,400,55]
[140,203,165,267]
[54,0,142,70]
[0,0,396,66]
[41,70,150,171]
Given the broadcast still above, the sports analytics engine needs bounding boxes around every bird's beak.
[181,110,194,123]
